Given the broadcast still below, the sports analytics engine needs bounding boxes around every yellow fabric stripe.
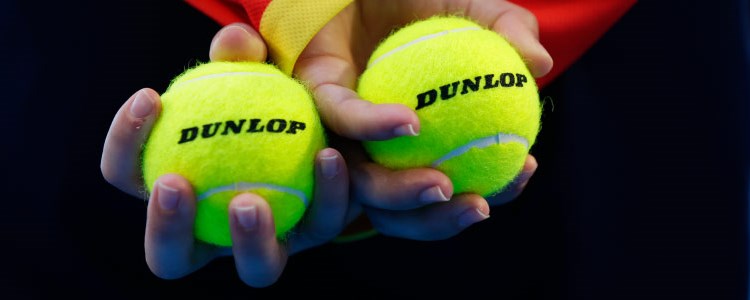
[260,0,354,74]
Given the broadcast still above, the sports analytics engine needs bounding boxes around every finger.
[230,193,287,288]
[101,88,161,197]
[365,193,490,241]
[352,162,454,210]
[209,23,268,63]
[318,83,421,140]
[144,174,217,279]
[333,136,454,210]
[289,148,350,253]
[464,1,554,77]
[338,135,453,210]
[487,154,538,206]
[295,47,420,141]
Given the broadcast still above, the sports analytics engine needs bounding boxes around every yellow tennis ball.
[358,16,541,197]
[142,61,326,246]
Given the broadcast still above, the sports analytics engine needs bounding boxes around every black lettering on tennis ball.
[178,119,307,144]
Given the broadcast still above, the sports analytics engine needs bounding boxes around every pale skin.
[101,0,552,288]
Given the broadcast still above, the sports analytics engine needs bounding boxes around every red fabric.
[240,0,272,30]
[525,0,637,87]
[184,0,271,30]
[183,0,637,87]
[184,0,247,26]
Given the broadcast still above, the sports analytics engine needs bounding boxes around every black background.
[2,1,749,299]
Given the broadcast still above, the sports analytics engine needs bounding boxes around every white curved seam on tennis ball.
[197,182,309,207]
[172,72,285,89]
[431,133,529,167]
[368,26,482,68]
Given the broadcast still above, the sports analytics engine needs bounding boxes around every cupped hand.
[100,24,354,287]
[291,0,551,240]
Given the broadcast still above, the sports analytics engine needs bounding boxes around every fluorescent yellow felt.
[142,62,326,246]
[358,16,541,197]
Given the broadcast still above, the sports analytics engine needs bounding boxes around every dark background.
[2,0,748,299]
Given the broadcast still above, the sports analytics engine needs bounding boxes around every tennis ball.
[142,61,326,246]
[358,16,541,197]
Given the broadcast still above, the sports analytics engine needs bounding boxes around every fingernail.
[320,153,340,179]
[210,25,254,59]
[235,204,258,230]
[419,186,450,204]
[130,90,153,118]
[222,24,252,40]
[393,124,418,137]
[157,181,180,212]
[210,27,230,58]
[457,207,490,228]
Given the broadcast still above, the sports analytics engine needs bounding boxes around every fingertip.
[376,103,421,140]
[149,174,195,216]
[128,89,155,118]
[144,175,198,279]
[524,154,539,173]
[419,167,454,192]
[229,193,287,288]
[485,156,537,206]
[414,169,454,204]
[354,165,453,210]
[101,88,162,197]
[515,155,539,189]
[318,147,341,158]
[209,23,268,63]
[529,47,554,78]
[314,83,421,140]
[457,205,491,229]
[154,173,193,194]
[155,181,180,212]
[489,9,553,78]
[230,193,275,237]
[126,88,161,122]
[455,194,491,229]
[317,148,345,180]
[392,123,419,138]
[503,33,553,78]
[364,193,490,241]
[418,185,451,205]
[297,148,350,247]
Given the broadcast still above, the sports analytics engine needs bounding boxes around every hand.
[100,24,354,287]
[291,0,551,240]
